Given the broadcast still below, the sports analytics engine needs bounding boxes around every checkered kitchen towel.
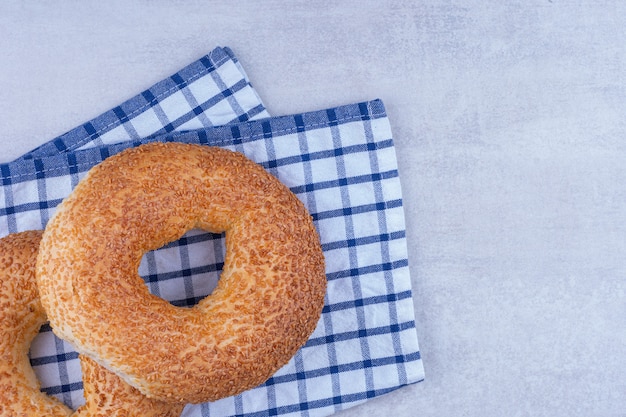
[0,49,424,417]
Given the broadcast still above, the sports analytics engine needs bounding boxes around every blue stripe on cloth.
[266,349,420,384]
[1,99,424,416]
[55,336,77,406]
[322,290,415,314]
[40,382,84,397]
[325,259,410,281]
[0,165,11,185]
[331,105,377,401]
[53,138,68,153]
[29,351,79,367]
[363,111,410,386]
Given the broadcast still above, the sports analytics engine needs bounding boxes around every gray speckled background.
[1,1,625,416]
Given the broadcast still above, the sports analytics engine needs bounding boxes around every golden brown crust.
[0,231,184,417]
[37,142,327,404]
[0,230,71,416]
[75,355,185,417]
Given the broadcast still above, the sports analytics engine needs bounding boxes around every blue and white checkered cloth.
[0,47,424,416]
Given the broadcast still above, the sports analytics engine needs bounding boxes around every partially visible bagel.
[0,230,184,417]
[37,142,327,403]
[0,231,70,416]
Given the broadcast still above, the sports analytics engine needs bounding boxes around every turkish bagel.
[0,230,184,417]
[36,142,327,404]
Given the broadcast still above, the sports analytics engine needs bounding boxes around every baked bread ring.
[37,142,327,404]
[0,231,184,417]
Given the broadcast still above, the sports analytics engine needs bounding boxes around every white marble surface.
[1,1,625,416]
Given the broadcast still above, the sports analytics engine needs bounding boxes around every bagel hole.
[30,323,86,410]
[138,228,226,308]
